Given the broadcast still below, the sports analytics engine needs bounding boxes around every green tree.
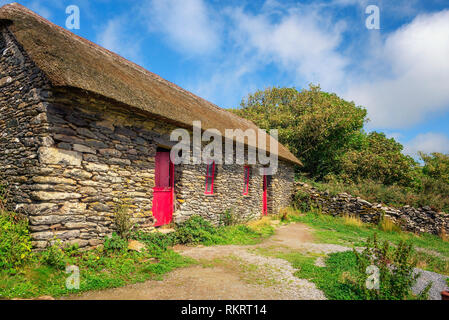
[232,85,367,178]
[339,132,417,185]
[420,152,449,182]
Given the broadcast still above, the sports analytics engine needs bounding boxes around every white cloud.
[346,10,449,129]
[144,0,220,55]
[227,6,348,90]
[97,17,142,64]
[404,133,449,157]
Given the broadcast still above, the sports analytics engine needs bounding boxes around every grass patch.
[292,210,449,275]
[255,246,361,299]
[174,215,274,246]
[0,213,274,299]
[257,245,429,300]
[0,241,194,299]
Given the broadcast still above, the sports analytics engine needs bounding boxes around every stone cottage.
[0,3,301,249]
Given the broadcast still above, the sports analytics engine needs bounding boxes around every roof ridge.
[1,2,255,122]
[0,2,301,165]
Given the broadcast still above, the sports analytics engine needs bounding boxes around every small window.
[205,161,215,195]
[243,166,250,195]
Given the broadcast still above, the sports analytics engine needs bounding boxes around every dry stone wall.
[296,182,449,236]
[0,26,52,212]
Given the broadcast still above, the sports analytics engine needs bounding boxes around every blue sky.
[3,0,449,158]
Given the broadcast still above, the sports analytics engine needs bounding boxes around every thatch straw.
[0,3,301,165]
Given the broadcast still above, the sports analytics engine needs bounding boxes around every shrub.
[40,240,67,270]
[103,232,128,253]
[353,234,431,300]
[64,243,81,257]
[113,203,133,240]
[175,215,218,245]
[0,210,32,272]
[219,209,239,226]
[133,230,176,253]
[292,189,312,212]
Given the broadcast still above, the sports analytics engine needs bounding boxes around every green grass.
[0,245,194,299]
[0,215,274,299]
[289,210,449,275]
[256,246,432,300]
[254,247,362,300]
[173,215,275,246]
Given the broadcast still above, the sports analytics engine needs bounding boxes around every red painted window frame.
[204,160,215,195]
[243,166,250,195]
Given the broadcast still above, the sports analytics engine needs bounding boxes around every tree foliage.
[232,85,449,206]
[420,152,449,182]
[339,132,417,186]
[233,85,367,178]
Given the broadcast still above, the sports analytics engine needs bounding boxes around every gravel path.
[180,245,326,300]
[413,269,449,300]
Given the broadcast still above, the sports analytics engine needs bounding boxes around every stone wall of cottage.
[174,161,295,225]
[27,93,296,248]
[0,26,52,212]
[0,25,296,249]
[295,182,449,236]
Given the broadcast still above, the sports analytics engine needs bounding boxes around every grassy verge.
[286,209,449,275]
[256,246,432,300]
[0,213,274,299]
[0,239,194,299]
[255,247,362,299]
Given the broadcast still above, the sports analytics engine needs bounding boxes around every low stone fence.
[294,182,449,237]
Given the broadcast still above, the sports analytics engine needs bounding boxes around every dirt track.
[67,223,335,300]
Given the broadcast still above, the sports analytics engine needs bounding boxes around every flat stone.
[95,120,115,131]
[99,148,122,157]
[31,231,54,240]
[84,162,109,172]
[36,296,55,301]
[73,144,96,154]
[32,191,82,201]
[53,134,84,145]
[63,168,93,180]
[58,202,87,214]
[32,176,76,185]
[65,222,90,229]
[66,239,89,248]
[55,230,80,240]
[38,147,82,166]
[29,215,68,225]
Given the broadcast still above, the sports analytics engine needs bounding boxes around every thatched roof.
[0,3,301,165]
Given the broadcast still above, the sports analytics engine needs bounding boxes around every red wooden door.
[262,173,268,216]
[153,151,174,227]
